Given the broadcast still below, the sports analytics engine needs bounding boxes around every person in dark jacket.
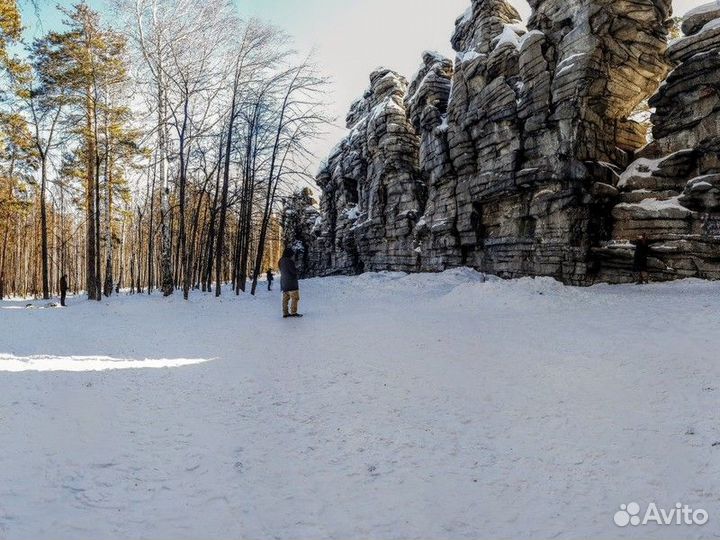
[60,274,68,307]
[633,234,650,284]
[279,247,302,318]
[266,268,274,291]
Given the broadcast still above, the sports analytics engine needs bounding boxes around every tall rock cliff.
[287,0,720,284]
[597,1,720,281]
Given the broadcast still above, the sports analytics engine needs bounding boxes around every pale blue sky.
[21,0,705,166]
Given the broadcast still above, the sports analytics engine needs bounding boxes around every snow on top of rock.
[682,1,720,36]
[408,50,446,89]
[685,0,720,19]
[436,115,449,133]
[617,157,664,188]
[633,197,686,211]
[377,70,401,85]
[518,29,544,51]
[506,20,527,33]
[492,24,522,52]
[689,181,714,191]
[406,72,433,107]
[669,15,720,53]
[688,173,720,184]
[343,205,361,221]
[368,67,407,96]
[347,116,368,141]
[368,96,405,124]
[457,4,473,25]
[699,16,720,33]
[614,197,693,218]
[674,15,720,43]
[628,108,653,124]
[383,69,400,80]
[604,239,635,249]
[422,50,448,64]
[458,49,481,64]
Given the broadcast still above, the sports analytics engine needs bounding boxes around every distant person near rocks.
[60,275,68,307]
[633,234,651,285]
[279,247,302,318]
[266,268,274,291]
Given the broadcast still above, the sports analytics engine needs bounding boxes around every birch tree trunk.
[39,155,50,299]
[86,88,97,301]
[158,68,174,296]
[103,93,114,297]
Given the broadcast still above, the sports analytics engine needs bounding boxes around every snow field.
[0,269,718,539]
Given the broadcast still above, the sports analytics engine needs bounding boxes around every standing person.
[60,274,68,307]
[279,247,302,318]
[633,234,650,285]
[0,272,4,300]
[266,268,274,291]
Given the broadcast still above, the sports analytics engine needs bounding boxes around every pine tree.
[0,0,22,77]
[0,110,36,297]
[32,2,132,300]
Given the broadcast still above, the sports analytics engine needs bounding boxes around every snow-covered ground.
[1,269,719,539]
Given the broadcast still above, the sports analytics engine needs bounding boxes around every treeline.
[0,0,326,301]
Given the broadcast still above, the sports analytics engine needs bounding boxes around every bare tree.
[0,1,329,301]
[163,0,234,299]
[213,19,284,297]
[17,69,64,300]
[249,58,330,295]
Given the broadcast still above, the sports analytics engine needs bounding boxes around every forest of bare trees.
[0,0,327,301]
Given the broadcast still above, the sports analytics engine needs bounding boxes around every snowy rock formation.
[309,67,424,274]
[596,1,720,281]
[287,0,720,284]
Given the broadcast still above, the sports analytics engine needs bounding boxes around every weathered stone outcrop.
[308,67,424,274]
[595,1,720,281]
[286,0,720,284]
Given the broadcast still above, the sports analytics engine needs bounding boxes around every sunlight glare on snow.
[0,354,214,372]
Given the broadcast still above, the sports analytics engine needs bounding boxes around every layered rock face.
[597,1,720,281]
[411,0,671,283]
[304,68,423,274]
[288,0,720,284]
